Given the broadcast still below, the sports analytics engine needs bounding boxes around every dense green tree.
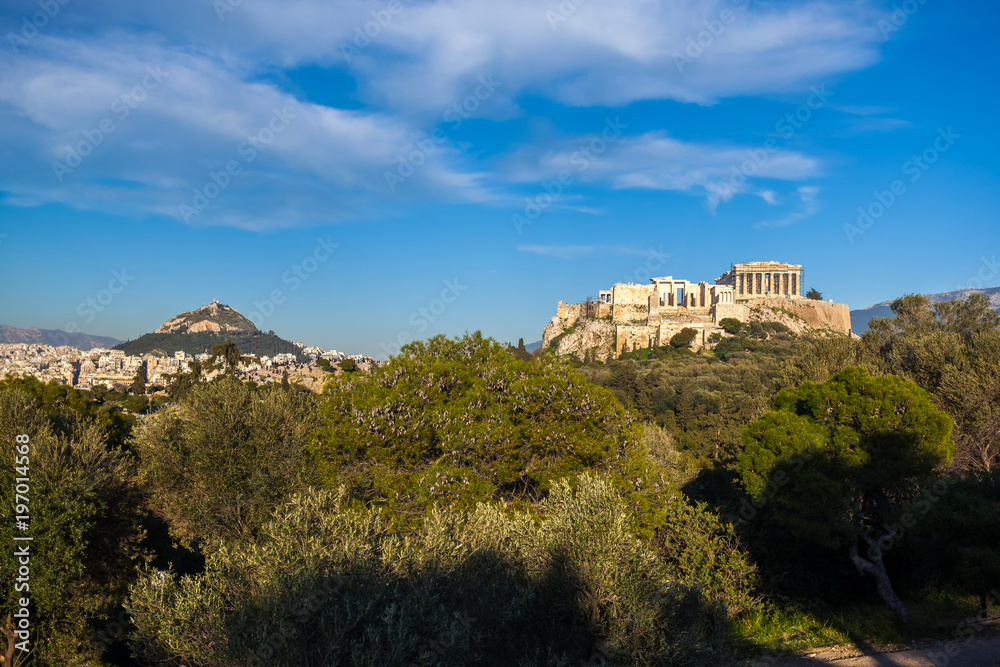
[131,378,320,549]
[737,367,953,624]
[130,365,147,396]
[806,288,823,300]
[207,339,252,376]
[670,328,698,349]
[718,318,744,335]
[337,358,357,373]
[0,388,148,665]
[312,333,640,520]
[862,293,1000,473]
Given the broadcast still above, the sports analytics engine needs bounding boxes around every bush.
[0,388,148,665]
[312,333,640,519]
[718,318,744,335]
[128,474,732,666]
[670,328,698,349]
[132,377,320,549]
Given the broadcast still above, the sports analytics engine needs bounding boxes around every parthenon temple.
[715,261,803,298]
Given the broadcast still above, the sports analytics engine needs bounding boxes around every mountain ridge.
[851,286,1000,334]
[0,325,123,351]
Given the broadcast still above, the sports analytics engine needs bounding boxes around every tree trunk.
[849,532,910,625]
[2,612,16,666]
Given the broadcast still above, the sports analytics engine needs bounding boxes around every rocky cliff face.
[155,301,258,334]
[542,316,617,361]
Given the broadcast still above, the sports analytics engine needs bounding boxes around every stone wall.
[614,324,660,355]
[753,297,852,335]
[712,302,750,324]
[612,283,654,323]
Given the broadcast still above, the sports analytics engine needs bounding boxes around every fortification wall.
[612,283,654,323]
[712,303,750,324]
[615,324,660,355]
[754,297,852,335]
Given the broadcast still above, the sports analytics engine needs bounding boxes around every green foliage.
[313,333,639,520]
[806,288,823,300]
[0,376,135,449]
[316,357,331,370]
[581,334,864,467]
[738,368,953,548]
[336,358,357,372]
[128,474,731,667]
[131,377,321,549]
[206,338,253,375]
[130,364,147,396]
[508,337,534,362]
[114,331,303,361]
[670,328,698,349]
[0,388,148,665]
[737,367,953,621]
[652,497,760,618]
[718,318,744,335]
[862,293,1000,474]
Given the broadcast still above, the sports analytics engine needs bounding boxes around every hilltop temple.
[544,261,851,356]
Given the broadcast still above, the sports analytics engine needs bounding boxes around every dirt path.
[752,621,1000,667]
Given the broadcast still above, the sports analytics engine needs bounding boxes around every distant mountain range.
[0,324,122,351]
[851,286,1000,334]
[114,301,304,360]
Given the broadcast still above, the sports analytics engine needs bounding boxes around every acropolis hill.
[543,261,852,360]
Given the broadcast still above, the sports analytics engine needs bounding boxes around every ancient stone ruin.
[543,261,852,359]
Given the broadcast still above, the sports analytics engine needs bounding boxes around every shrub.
[132,377,320,549]
[718,318,744,335]
[0,389,148,665]
[670,328,698,349]
[128,474,731,666]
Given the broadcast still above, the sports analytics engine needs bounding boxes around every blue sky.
[0,0,997,358]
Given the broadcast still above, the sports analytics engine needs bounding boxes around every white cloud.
[757,186,821,228]
[518,244,652,260]
[503,130,821,206]
[0,36,495,229]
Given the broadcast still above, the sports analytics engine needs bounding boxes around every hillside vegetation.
[1,294,997,665]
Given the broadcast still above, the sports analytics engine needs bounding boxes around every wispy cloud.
[757,186,821,228]
[517,244,652,259]
[504,131,820,206]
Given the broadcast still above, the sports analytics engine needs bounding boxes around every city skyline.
[1,0,998,357]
